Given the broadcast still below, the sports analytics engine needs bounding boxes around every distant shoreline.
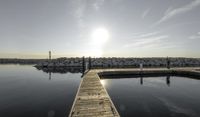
[1,57,200,68]
[0,58,47,64]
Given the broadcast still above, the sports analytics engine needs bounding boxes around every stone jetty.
[35,57,200,68]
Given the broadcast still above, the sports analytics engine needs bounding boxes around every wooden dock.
[69,70,120,117]
[69,67,200,117]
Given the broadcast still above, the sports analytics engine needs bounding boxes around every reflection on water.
[103,76,200,117]
[35,66,86,78]
[166,75,170,86]
[49,72,51,80]
[100,80,107,86]
[139,76,171,86]
[35,66,83,74]
[0,65,81,117]
[140,77,143,85]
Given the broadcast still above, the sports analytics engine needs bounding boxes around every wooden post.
[88,56,91,69]
[167,57,170,69]
[140,63,143,75]
[140,63,143,71]
[82,56,85,73]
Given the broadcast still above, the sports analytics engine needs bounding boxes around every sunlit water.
[102,76,200,117]
[0,65,81,117]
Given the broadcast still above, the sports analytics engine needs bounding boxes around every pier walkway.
[69,67,200,117]
[69,70,120,117]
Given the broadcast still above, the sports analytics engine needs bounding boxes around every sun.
[89,27,110,57]
[91,28,109,45]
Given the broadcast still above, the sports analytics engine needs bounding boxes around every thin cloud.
[73,0,87,28]
[93,0,105,10]
[155,0,200,25]
[124,35,169,48]
[189,32,200,39]
[118,31,159,41]
[73,0,105,28]
[165,6,173,15]
[142,8,151,19]
[128,31,160,39]
[189,35,200,39]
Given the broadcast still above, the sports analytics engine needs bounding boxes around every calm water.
[0,65,81,117]
[102,76,200,117]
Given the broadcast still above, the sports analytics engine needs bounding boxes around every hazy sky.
[0,0,200,58]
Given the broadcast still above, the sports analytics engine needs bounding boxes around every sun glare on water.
[100,80,107,86]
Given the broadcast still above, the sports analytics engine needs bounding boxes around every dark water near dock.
[102,76,200,117]
[0,65,81,117]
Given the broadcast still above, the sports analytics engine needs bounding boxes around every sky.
[0,0,200,58]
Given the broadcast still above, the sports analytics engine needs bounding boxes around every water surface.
[102,76,200,117]
[0,65,81,117]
